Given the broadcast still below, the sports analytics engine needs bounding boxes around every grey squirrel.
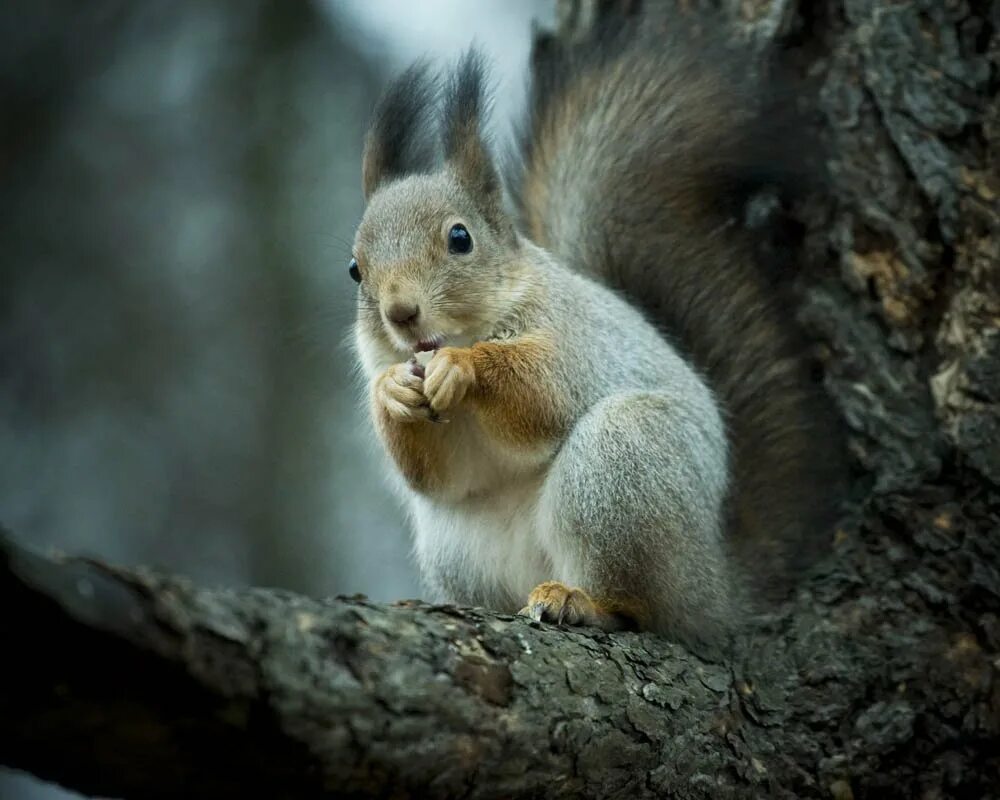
[349,10,844,650]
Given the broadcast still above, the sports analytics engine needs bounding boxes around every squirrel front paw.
[423,347,475,414]
[375,363,432,423]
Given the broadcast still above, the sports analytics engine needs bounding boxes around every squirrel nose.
[385,301,420,325]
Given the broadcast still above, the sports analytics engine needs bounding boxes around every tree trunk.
[2,0,998,797]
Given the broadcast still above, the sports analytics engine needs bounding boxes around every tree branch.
[1,521,997,800]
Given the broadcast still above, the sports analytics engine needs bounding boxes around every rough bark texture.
[2,0,999,797]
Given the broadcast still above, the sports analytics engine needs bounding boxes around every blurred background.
[0,1,552,796]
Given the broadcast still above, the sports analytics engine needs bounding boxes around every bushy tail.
[509,8,844,597]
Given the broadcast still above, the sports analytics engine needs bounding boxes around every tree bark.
[2,0,999,798]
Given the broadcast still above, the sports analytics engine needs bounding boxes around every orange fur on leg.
[467,336,570,447]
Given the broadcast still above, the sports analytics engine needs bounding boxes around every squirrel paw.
[423,347,475,414]
[519,581,601,627]
[376,363,432,423]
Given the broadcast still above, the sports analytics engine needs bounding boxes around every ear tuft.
[441,49,500,199]
[362,60,438,200]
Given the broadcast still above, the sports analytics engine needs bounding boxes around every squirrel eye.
[448,224,472,255]
[348,257,361,283]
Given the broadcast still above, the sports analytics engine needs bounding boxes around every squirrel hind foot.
[519,581,642,632]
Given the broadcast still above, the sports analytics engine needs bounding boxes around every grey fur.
[512,14,846,596]
[351,24,844,649]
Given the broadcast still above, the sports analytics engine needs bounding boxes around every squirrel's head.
[351,51,528,357]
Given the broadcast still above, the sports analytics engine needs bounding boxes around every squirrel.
[349,10,844,650]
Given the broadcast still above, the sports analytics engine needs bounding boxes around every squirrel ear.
[362,61,438,201]
[441,50,505,211]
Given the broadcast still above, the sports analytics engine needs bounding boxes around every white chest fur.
[358,333,558,609]
[409,473,552,610]
[397,404,555,608]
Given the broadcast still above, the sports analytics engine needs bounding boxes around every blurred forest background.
[0,1,551,796]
